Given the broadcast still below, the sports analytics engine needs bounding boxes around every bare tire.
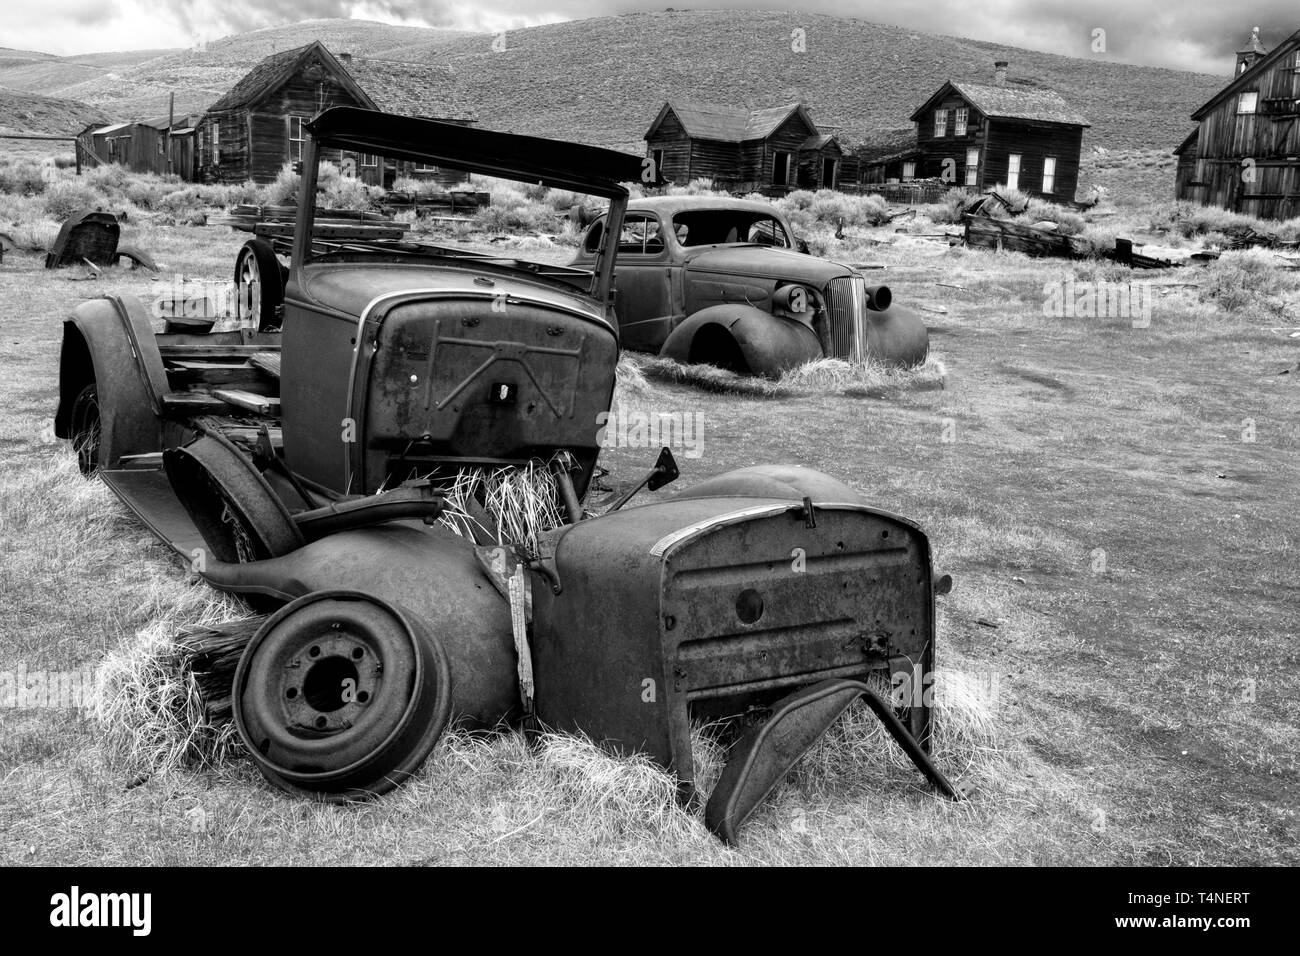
[234,239,286,332]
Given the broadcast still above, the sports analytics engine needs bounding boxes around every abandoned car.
[569,196,929,376]
[54,107,960,842]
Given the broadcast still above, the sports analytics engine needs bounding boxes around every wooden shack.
[909,62,1089,200]
[78,114,201,179]
[197,42,475,186]
[1174,26,1300,220]
[644,102,841,194]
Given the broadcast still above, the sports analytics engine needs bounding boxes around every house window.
[288,115,307,161]
[1006,153,1021,191]
[902,161,916,181]
[210,122,219,163]
[773,151,793,187]
[1238,91,1258,114]
[414,162,437,172]
[934,108,948,137]
[965,148,980,186]
[361,154,379,167]
[954,107,968,136]
[1042,156,1057,194]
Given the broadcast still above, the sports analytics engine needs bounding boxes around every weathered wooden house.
[1174,26,1300,220]
[78,115,200,179]
[197,41,475,186]
[908,62,1089,200]
[855,127,924,184]
[644,102,842,193]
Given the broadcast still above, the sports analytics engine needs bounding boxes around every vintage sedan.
[570,196,929,376]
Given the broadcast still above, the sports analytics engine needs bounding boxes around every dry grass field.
[1,174,1298,865]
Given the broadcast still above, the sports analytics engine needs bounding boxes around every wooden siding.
[645,109,695,184]
[642,106,821,193]
[1177,39,1300,219]
[914,89,1083,199]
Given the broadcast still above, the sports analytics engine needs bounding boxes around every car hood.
[680,245,855,286]
[295,260,606,324]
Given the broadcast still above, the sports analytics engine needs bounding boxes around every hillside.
[0,11,1229,153]
[0,88,106,135]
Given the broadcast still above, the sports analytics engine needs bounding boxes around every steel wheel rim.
[233,591,452,799]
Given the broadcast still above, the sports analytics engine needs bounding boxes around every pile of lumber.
[380,190,490,220]
[216,204,409,241]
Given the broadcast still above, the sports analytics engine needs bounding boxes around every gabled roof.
[343,57,476,122]
[645,102,816,143]
[206,41,374,113]
[799,132,840,153]
[1173,128,1199,156]
[910,80,1090,127]
[1192,27,1300,120]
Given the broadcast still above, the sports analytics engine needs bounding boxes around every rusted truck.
[54,107,960,842]
[570,196,929,376]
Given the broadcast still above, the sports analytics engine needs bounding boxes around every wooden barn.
[644,102,842,194]
[908,62,1089,200]
[78,115,200,179]
[197,41,475,186]
[1173,26,1300,221]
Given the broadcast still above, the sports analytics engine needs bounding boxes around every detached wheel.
[233,591,453,801]
[234,239,286,332]
[69,383,101,475]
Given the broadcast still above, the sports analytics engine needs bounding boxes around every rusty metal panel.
[531,496,937,795]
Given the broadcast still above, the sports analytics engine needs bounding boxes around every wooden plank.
[213,389,280,416]
[249,351,281,379]
[166,361,256,385]
[160,392,234,416]
[158,344,281,358]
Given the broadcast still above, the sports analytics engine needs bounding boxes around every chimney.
[338,51,352,67]
[994,60,1008,85]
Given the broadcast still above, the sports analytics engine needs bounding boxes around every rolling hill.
[0,88,106,135]
[0,11,1229,155]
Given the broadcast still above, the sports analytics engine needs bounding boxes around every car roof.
[627,195,786,218]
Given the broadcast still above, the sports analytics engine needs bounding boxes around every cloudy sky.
[2,0,1295,73]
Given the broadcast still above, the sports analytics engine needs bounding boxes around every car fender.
[660,303,822,378]
[54,294,167,468]
[866,302,930,368]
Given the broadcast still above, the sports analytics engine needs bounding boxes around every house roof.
[343,57,476,121]
[1173,128,1199,156]
[206,41,374,114]
[854,126,919,162]
[646,102,815,142]
[90,122,131,136]
[1192,27,1300,120]
[799,132,840,152]
[1238,26,1269,55]
[910,80,1090,126]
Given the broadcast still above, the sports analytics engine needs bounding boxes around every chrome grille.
[824,276,868,362]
